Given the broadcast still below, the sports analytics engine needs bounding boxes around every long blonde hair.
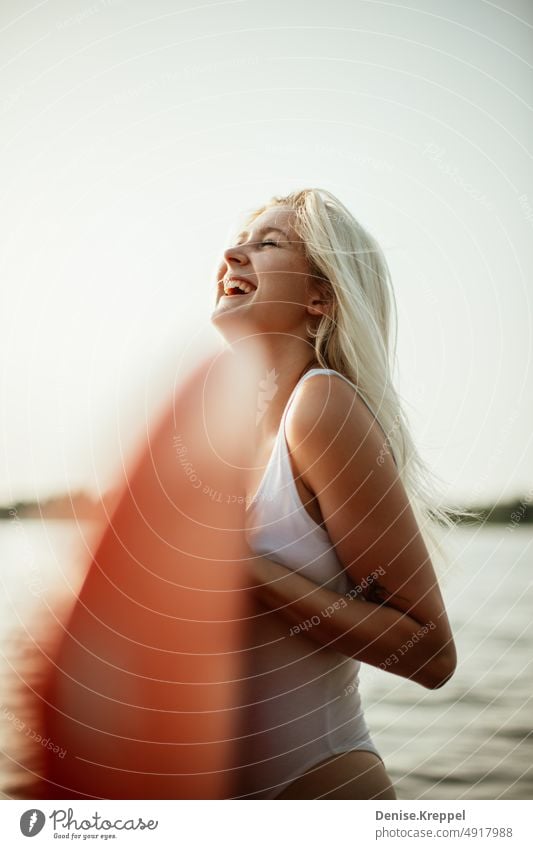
[241,187,477,573]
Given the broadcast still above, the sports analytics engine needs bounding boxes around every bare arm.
[247,373,457,690]
[247,554,454,689]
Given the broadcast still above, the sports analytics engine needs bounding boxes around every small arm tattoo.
[362,579,409,607]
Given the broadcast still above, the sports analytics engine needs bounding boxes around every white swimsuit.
[234,367,383,799]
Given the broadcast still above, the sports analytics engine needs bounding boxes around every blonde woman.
[211,188,460,800]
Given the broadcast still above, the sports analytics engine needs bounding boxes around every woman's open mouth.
[221,277,257,299]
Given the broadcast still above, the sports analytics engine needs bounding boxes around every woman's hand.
[242,546,455,689]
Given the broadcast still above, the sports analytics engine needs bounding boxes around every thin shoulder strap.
[284,368,398,468]
[280,368,326,426]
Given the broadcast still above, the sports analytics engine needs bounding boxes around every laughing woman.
[211,188,459,800]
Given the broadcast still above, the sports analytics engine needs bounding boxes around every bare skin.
[211,205,328,445]
[275,750,397,800]
[211,203,454,799]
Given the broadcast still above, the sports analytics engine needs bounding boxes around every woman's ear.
[306,279,333,317]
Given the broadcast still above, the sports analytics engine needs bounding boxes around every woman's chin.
[210,301,256,343]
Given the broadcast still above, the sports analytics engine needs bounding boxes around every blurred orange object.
[18,350,255,799]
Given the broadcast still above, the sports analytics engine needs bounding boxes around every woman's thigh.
[275,750,397,800]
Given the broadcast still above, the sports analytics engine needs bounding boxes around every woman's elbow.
[421,641,458,690]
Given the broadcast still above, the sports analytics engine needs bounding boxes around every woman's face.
[211,205,322,339]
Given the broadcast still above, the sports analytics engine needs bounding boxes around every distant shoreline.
[0,489,120,523]
[0,491,531,526]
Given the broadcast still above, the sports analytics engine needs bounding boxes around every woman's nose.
[223,243,248,266]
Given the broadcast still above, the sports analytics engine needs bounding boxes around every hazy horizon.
[1,0,532,506]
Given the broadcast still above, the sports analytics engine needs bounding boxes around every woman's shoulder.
[284,367,398,504]
[288,368,376,433]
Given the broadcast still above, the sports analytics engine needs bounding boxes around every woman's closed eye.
[228,237,282,251]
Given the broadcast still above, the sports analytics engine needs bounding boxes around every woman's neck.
[250,354,321,439]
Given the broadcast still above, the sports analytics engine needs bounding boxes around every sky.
[1,0,532,506]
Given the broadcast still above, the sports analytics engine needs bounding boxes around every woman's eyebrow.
[235,226,288,243]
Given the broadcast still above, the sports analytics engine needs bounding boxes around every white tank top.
[235,368,382,800]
